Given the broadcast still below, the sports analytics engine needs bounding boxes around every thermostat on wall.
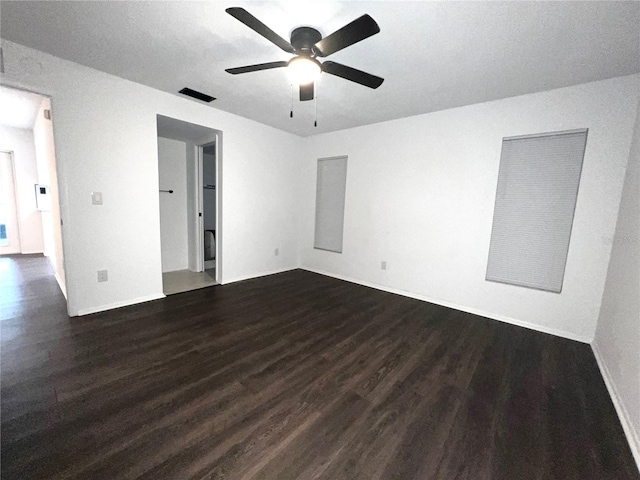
[35,184,51,211]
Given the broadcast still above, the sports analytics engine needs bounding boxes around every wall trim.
[76,293,165,316]
[222,266,298,285]
[301,267,592,343]
[592,340,640,471]
[45,255,67,299]
[75,266,297,315]
[54,271,66,299]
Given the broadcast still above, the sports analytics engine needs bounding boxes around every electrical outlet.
[381,261,387,270]
[97,270,108,282]
[274,248,279,256]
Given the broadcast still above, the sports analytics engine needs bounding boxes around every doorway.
[0,85,67,300]
[156,115,222,295]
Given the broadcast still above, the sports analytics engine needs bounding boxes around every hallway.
[1,255,67,422]
[0,254,66,329]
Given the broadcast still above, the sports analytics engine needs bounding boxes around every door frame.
[0,150,22,254]
[194,131,222,283]
[1,83,69,312]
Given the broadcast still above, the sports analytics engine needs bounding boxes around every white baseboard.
[222,267,298,285]
[299,267,637,470]
[300,267,592,343]
[74,267,295,315]
[54,271,67,299]
[44,255,67,299]
[76,293,166,316]
[592,341,640,471]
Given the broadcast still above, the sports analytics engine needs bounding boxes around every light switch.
[91,192,103,205]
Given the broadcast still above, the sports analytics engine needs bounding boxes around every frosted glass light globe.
[287,57,321,85]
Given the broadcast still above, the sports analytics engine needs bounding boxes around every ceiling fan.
[225,7,384,102]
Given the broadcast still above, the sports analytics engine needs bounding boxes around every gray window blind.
[486,129,588,293]
[314,156,347,253]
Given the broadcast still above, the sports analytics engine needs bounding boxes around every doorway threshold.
[162,269,217,295]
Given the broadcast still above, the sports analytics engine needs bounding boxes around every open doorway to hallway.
[156,115,222,295]
[0,151,21,253]
[0,85,66,299]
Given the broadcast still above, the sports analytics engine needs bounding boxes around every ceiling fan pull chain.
[314,82,318,127]
[290,84,294,118]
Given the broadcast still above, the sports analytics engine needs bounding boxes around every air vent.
[179,88,216,103]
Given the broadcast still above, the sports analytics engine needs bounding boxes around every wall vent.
[179,88,216,103]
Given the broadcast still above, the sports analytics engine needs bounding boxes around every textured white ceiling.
[1,1,638,137]
[0,86,44,130]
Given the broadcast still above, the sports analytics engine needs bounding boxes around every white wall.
[300,74,640,343]
[0,125,45,254]
[32,97,66,296]
[2,39,304,315]
[157,136,188,273]
[593,100,640,468]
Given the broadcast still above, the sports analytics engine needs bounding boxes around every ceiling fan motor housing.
[290,27,322,55]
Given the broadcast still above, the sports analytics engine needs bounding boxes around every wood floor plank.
[1,255,638,479]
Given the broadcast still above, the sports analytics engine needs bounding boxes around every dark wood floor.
[1,255,638,480]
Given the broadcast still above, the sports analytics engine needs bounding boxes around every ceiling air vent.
[178,88,216,103]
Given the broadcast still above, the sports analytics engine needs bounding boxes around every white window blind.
[314,156,347,253]
[486,129,588,293]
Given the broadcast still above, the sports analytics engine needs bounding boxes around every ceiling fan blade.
[314,14,380,57]
[226,7,295,53]
[322,61,384,89]
[300,82,314,101]
[225,61,288,75]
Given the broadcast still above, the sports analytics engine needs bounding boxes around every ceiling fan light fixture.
[287,56,321,85]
